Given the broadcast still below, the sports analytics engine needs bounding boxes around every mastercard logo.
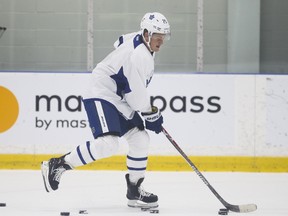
[0,86,19,133]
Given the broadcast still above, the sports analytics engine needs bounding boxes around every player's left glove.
[141,106,163,134]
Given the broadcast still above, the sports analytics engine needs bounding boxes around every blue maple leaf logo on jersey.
[149,15,155,20]
[110,67,131,99]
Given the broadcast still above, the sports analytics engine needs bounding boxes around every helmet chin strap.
[142,33,153,52]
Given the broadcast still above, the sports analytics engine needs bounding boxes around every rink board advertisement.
[0,72,288,158]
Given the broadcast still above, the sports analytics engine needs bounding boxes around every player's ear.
[143,29,149,43]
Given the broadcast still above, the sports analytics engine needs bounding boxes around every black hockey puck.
[150,209,159,214]
[0,203,6,207]
[218,208,229,215]
[60,212,70,216]
[79,210,88,214]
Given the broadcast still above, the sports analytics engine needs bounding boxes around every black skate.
[125,174,158,208]
[41,154,72,192]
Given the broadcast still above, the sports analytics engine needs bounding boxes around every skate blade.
[41,161,52,192]
[127,200,158,209]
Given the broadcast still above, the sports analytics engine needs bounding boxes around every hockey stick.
[0,27,7,39]
[161,126,257,213]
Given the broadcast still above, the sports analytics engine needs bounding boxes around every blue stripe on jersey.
[133,34,143,49]
[118,36,123,47]
[127,155,148,161]
[77,146,87,165]
[110,66,131,99]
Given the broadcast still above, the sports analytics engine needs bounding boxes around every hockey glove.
[142,106,163,134]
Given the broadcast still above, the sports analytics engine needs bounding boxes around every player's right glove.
[141,106,163,134]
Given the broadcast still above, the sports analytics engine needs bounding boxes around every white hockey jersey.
[83,31,155,119]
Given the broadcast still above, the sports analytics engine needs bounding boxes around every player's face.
[150,33,165,52]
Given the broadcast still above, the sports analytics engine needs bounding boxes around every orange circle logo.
[0,86,19,133]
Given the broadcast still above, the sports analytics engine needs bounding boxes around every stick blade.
[227,203,257,213]
[238,204,257,213]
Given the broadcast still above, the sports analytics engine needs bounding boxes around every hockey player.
[41,12,170,209]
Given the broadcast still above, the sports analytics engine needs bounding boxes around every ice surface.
[0,170,287,215]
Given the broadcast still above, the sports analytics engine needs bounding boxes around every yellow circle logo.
[0,86,19,133]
